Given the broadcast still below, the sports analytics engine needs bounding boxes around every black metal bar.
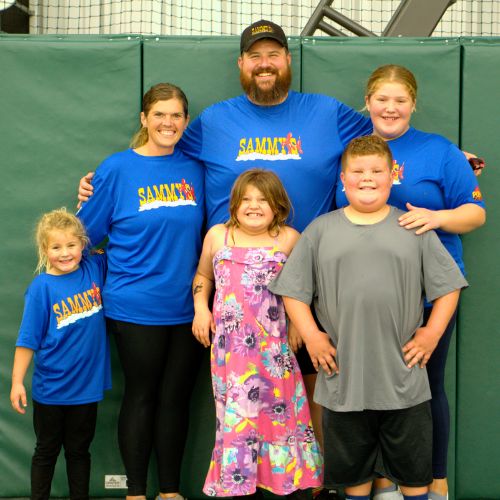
[317,19,348,37]
[323,6,376,36]
[383,0,458,36]
[301,0,333,36]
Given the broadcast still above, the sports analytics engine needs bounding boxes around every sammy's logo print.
[391,160,404,185]
[138,179,197,211]
[53,282,103,329]
[237,132,303,161]
[472,186,483,201]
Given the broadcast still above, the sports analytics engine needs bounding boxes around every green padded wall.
[457,38,500,499]
[301,37,462,498]
[0,35,141,497]
[0,35,498,500]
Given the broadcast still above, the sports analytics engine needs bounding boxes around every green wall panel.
[0,35,498,500]
[0,35,142,497]
[142,36,302,120]
[456,38,500,500]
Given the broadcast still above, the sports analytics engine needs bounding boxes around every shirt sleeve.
[421,230,469,303]
[87,251,108,280]
[440,143,485,209]
[337,100,373,147]
[77,163,114,247]
[177,115,203,160]
[268,233,317,304]
[16,282,48,351]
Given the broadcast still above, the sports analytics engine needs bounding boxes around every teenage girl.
[10,207,110,500]
[192,168,323,499]
[335,64,486,500]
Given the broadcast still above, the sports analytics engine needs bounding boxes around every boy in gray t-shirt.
[269,136,467,500]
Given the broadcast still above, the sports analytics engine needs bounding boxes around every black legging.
[424,306,458,479]
[108,319,204,496]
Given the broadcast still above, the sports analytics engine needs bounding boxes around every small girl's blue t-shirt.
[16,254,111,405]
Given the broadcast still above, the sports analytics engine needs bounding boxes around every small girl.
[192,169,323,499]
[10,208,110,499]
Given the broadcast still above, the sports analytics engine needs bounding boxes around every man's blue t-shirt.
[180,91,372,232]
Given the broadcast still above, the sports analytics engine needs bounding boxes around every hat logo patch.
[252,25,274,36]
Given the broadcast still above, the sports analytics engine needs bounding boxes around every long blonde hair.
[35,208,88,274]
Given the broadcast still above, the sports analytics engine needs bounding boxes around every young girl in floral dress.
[192,168,323,499]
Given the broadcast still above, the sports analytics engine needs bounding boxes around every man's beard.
[240,65,292,105]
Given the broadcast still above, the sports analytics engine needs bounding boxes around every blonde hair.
[35,208,89,274]
[341,135,393,172]
[130,82,189,149]
[365,64,418,104]
[227,168,292,235]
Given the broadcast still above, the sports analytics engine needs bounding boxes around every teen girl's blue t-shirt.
[16,254,111,405]
[77,148,204,325]
[179,91,372,232]
[335,127,485,274]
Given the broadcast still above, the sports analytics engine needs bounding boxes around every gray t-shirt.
[269,207,468,412]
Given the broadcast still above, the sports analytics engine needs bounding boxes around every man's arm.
[77,171,95,206]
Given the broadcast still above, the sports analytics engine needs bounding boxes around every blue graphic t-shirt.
[16,254,111,405]
[335,127,485,274]
[179,91,372,232]
[78,148,205,325]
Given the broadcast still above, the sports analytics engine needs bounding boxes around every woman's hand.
[463,151,485,177]
[10,382,28,415]
[192,307,215,348]
[399,202,443,235]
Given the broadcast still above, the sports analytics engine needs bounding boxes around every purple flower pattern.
[205,243,323,496]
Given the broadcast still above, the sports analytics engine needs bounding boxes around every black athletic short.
[323,401,433,488]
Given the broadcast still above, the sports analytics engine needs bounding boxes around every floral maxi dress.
[203,240,323,497]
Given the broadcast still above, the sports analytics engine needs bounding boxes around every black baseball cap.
[240,20,288,53]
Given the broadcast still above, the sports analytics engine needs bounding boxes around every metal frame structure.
[302,0,458,37]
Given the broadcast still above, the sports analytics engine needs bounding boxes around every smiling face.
[235,184,276,235]
[140,98,189,155]
[45,229,84,275]
[366,81,415,141]
[341,154,393,216]
[238,39,292,106]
